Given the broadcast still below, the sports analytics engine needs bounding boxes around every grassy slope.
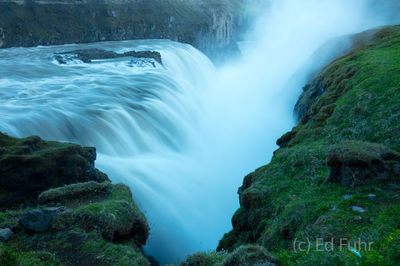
[215,25,400,265]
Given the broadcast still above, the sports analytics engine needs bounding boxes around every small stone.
[332,206,337,211]
[351,206,366,213]
[19,209,58,232]
[389,183,399,189]
[368,194,377,201]
[354,216,363,221]
[369,217,375,223]
[0,228,13,241]
[342,194,353,200]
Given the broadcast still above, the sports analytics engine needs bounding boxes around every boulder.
[0,228,13,241]
[19,207,66,232]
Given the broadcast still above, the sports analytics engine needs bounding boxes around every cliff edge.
[182,25,400,265]
[0,132,151,265]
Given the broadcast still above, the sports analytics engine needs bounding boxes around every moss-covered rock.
[179,245,277,266]
[217,25,400,265]
[0,133,150,265]
[222,245,277,266]
[0,181,150,265]
[50,182,149,246]
[327,141,400,188]
[0,132,108,209]
[38,181,112,206]
[180,251,227,266]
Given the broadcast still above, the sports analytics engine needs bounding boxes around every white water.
[0,0,398,264]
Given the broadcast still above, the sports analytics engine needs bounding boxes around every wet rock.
[327,141,400,188]
[0,228,13,241]
[55,49,162,65]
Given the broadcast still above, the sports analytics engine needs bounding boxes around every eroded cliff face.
[0,0,244,61]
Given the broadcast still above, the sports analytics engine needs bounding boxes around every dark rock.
[0,132,108,209]
[327,141,400,188]
[19,208,64,232]
[55,48,162,65]
[294,78,327,122]
[0,228,13,241]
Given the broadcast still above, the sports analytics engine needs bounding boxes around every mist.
[137,0,400,263]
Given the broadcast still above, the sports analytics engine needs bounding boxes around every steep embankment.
[181,25,400,265]
[0,0,243,61]
[0,132,151,265]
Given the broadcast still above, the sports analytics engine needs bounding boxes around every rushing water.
[1,0,399,264]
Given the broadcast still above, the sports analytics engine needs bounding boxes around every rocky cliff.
[0,0,244,61]
[0,132,151,265]
[181,25,400,265]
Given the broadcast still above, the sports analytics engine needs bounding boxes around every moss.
[51,182,149,246]
[0,242,60,266]
[0,132,108,209]
[38,181,113,206]
[180,250,227,266]
[0,181,150,265]
[217,25,400,265]
[80,231,150,266]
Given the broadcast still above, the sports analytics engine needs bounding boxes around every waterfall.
[0,0,399,264]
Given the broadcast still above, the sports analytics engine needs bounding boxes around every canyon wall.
[0,0,244,61]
